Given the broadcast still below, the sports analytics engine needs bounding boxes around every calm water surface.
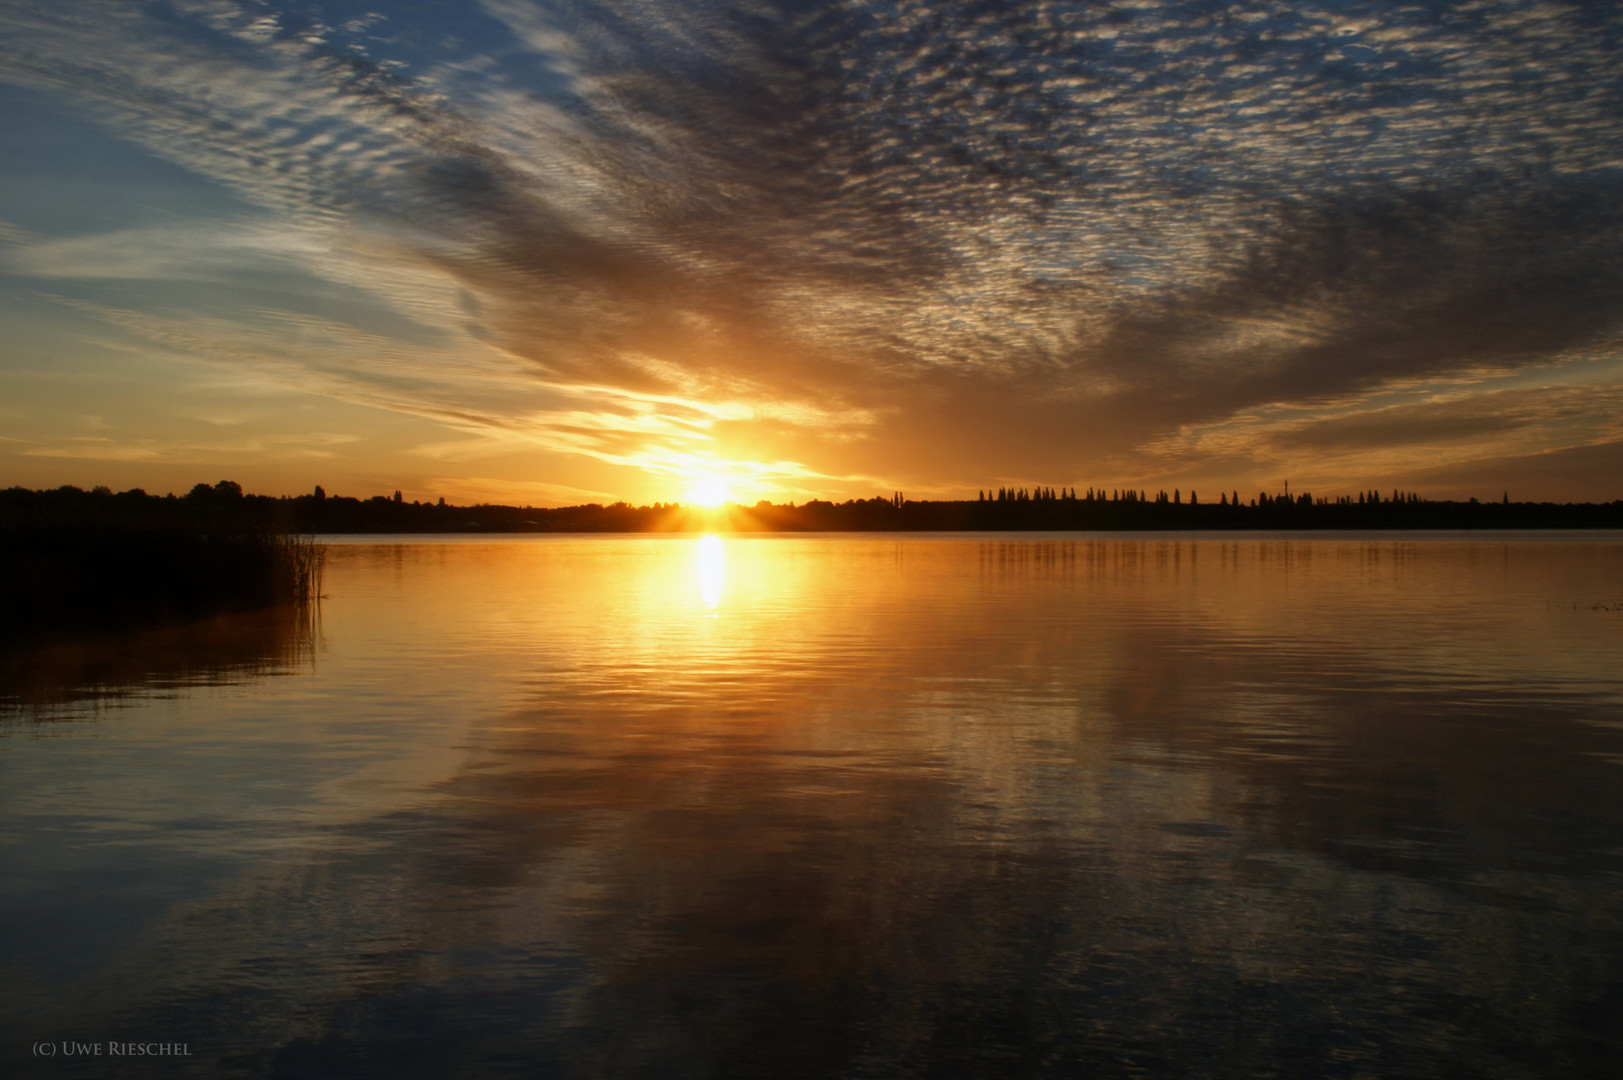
[3,533,1622,1078]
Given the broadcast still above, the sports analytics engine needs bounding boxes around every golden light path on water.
[697,533,726,610]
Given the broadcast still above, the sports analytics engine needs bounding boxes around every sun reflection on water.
[697,533,725,610]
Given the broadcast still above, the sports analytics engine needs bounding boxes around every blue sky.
[3,0,1622,503]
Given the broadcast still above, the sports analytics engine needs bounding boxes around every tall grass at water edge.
[271,532,326,605]
[1,527,327,646]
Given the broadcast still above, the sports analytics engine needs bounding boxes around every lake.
[3,533,1622,1078]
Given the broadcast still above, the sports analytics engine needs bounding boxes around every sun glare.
[688,479,731,507]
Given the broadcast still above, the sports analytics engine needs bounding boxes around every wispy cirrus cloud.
[2,0,1622,499]
[22,429,357,462]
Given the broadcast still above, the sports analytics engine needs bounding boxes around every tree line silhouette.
[6,480,1620,539]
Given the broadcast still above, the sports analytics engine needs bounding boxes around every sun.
[687,478,731,507]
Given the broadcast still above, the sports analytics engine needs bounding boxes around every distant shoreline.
[312,528,1623,543]
[6,482,1623,534]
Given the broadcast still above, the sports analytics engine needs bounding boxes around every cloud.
[4,224,326,280]
[1271,385,1623,453]
[1388,439,1623,502]
[3,0,1623,496]
[424,475,619,506]
[19,431,358,464]
[23,442,164,462]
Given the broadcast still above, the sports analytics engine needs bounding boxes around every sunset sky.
[3,0,1622,506]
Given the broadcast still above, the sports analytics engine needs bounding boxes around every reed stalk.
[269,532,326,604]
